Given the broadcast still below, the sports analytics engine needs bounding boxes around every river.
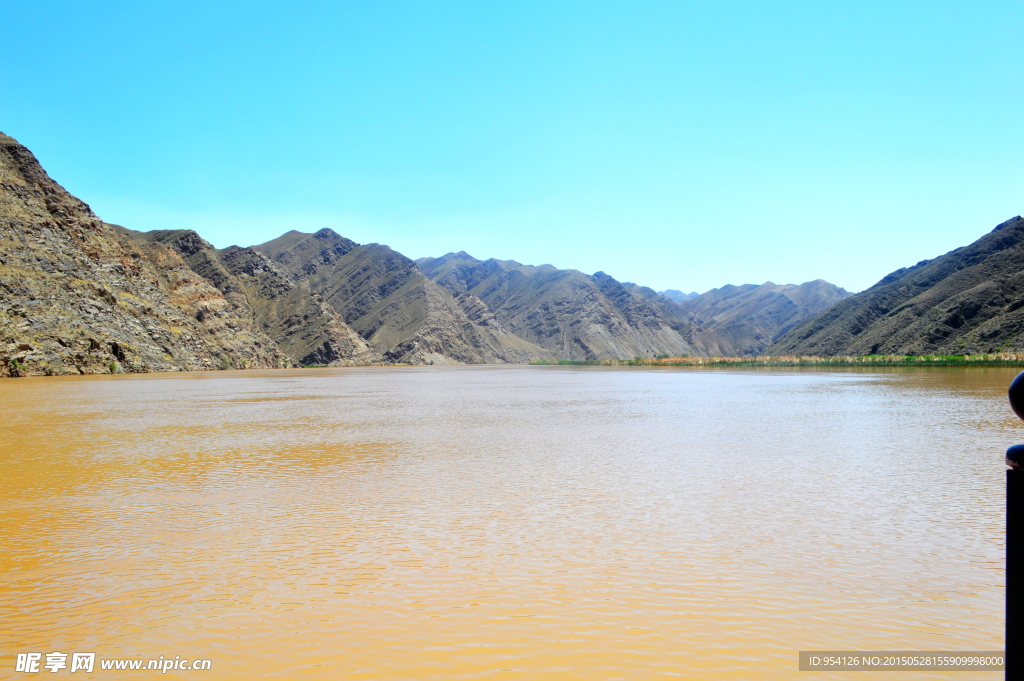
[0,366,1012,679]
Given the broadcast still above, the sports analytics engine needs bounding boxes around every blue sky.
[3,2,1021,293]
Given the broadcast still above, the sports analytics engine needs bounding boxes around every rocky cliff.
[771,216,1024,356]
[0,131,546,375]
[0,132,288,376]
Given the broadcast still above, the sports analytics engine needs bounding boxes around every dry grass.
[531,353,1024,367]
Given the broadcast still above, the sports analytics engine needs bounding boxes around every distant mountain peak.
[439,250,480,263]
[660,289,699,303]
[994,215,1023,231]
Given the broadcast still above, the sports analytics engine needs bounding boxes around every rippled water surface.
[0,366,1014,679]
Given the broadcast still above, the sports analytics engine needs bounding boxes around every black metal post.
[1009,466,1024,679]
[1005,372,1024,680]
[1009,467,1024,681]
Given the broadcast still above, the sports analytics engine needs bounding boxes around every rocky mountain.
[418,252,853,359]
[0,131,293,377]
[417,252,694,360]
[113,226,377,366]
[611,278,849,355]
[771,216,1024,356]
[254,232,549,364]
[676,280,851,356]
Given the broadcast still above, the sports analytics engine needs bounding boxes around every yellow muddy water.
[0,366,1013,679]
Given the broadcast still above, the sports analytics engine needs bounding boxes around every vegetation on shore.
[530,353,1024,367]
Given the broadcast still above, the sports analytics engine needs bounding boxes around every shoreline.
[530,353,1024,368]
[6,353,1024,379]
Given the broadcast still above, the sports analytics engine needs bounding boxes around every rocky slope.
[254,231,549,364]
[675,280,851,356]
[0,132,291,377]
[418,251,853,359]
[771,216,1024,356]
[418,252,694,360]
[113,227,378,366]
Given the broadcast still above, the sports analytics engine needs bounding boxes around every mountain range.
[1,130,1018,376]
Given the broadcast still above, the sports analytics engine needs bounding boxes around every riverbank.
[530,353,1024,367]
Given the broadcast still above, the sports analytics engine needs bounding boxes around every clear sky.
[3,2,1021,293]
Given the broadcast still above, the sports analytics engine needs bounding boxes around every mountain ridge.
[771,216,1024,355]
[417,252,695,360]
[253,229,551,364]
[418,251,851,359]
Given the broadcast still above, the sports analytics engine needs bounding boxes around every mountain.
[1,130,860,376]
[253,232,549,364]
[0,131,294,376]
[677,280,851,356]
[418,251,854,359]
[771,216,1024,356]
[660,289,699,302]
[417,252,694,360]
[112,227,377,366]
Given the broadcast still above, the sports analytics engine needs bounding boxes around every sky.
[2,2,1021,294]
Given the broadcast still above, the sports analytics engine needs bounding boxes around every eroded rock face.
[254,230,551,365]
[0,132,287,377]
[417,252,695,360]
[418,252,856,359]
[121,229,379,367]
[674,280,852,356]
[381,279,552,365]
